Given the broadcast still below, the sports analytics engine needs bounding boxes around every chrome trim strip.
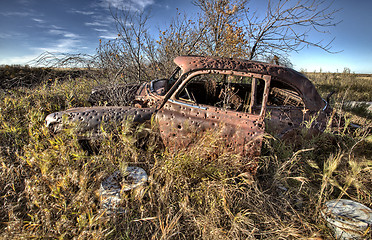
[150,81,155,92]
[168,99,208,110]
[322,98,328,111]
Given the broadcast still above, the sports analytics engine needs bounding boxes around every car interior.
[173,73,304,114]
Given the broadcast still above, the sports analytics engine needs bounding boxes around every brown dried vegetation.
[0,69,371,239]
[0,0,370,239]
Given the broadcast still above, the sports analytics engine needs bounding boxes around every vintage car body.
[45,56,330,171]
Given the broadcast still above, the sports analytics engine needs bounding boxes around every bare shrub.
[88,83,141,106]
[245,0,340,61]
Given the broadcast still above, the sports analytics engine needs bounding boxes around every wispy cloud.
[85,12,116,33]
[99,0,155,11]
[0,11,34,17]
[136,0,154,9]
[32,18,45,23]
[85,12,114,26]
[87,18,118,39]
[0,31,27,39]
[85,21,109,27]
[30,27,85,54]
[33,38,82,53]
[0,33,13,39]
[3,33,87,65]
[48,29,81,39]
[54,38,81,51]
[70,9,95,15]
[99,33,118,40]
[17,0,33,6]
[50,25,64,30]
[93,28,109,32]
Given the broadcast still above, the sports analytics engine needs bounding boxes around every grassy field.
[305,71,372,120]
[0,68,371,239]
[306,71,372,102]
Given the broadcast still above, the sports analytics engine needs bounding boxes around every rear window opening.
[267,81,304,107]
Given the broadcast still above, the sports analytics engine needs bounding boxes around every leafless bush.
[88,83,141,106]
[30,52,98,69]
[0,64,95,89]
[95,8,160,84]
[245,0,340,61]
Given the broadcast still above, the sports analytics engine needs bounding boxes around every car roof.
[174,55,325,111]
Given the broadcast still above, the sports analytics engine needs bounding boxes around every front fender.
[45,106,156,136]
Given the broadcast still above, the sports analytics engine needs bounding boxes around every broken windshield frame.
[171,70,271,117]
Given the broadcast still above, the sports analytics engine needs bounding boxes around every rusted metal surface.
[45,106,155,136]
[174,56,326,112]
[45,55,330,173]
[152,67,271,173]
[135,80,166,109]
[157,100,263,172]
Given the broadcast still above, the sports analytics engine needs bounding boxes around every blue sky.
[0,0,371,73]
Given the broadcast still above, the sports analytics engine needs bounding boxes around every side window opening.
[165,67,182,92]
[176,73,266,114]
[267,81,304,107]
[150,67,183,96]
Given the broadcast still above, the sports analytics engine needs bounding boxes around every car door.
[156,70,271,160]
[265,82,309,136]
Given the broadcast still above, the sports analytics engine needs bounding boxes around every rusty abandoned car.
[45,56,332,172]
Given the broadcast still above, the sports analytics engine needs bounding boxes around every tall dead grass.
[0,76,371,239]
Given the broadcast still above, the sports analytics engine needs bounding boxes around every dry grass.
[304,71,372,124]
[305,71,372,102]
[0,71,371,239]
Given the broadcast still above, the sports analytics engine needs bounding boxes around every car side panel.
[156,100,264,172]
